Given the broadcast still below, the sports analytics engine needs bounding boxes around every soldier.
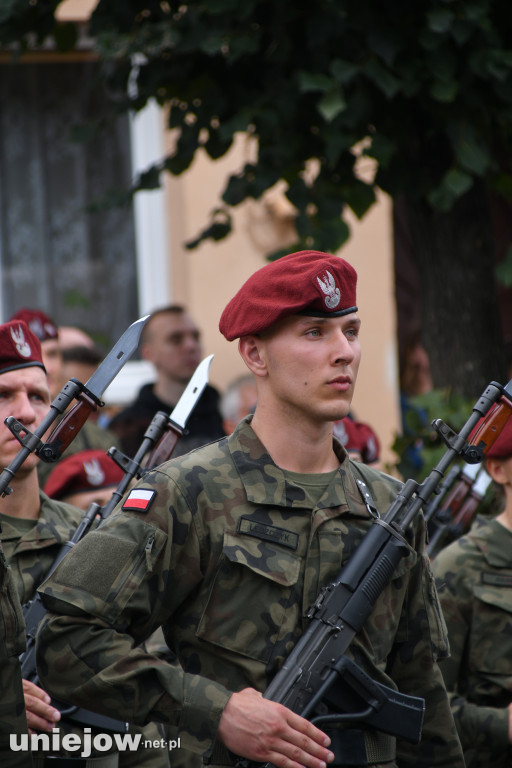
[36,250,464,768]
[108,305,225,458]
[8,308,117,487]
[0,320,167,767]
[0,557,32,768]
[432,417,512,767]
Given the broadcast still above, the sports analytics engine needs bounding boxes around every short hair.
[141,305,187,344]
[62,345,103,365]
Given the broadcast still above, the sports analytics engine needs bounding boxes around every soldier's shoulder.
[155,436,231,475]
[39,492,84,526]
[432,529,483,577]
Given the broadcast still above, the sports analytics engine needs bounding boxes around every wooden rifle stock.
[445,469,492,542]
[144,421,185,470]
[38,390,99,463]
[469,396,512,455]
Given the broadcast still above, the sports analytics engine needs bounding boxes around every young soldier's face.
[0,367,50,470]
[255,313,361,424]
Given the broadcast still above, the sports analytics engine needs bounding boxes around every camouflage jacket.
[2,491,168,768]
[433,515,512,767]
[0,541,31,767]
[0,491,83,605]
[37,419,464,767]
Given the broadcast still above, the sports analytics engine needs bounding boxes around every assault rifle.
[245,378,512,761]
[19,355,214,730]
[426,465,492,558]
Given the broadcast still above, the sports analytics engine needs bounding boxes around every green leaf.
[329,59,359,84]
[430,79,458,102]
[317,87,346,122]
[455,136,489,176]
[444,168,474,197]
[426,8,455,34]
[344,180,376,220]
[297,71,333,93]
[137,166,161,190]
[428,168,474,211]
[185,208,232,249]
[204,129,233,160]
[364,59,401,99]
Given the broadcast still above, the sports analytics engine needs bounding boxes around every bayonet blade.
[85,315,149,401]
[169,354,214,430]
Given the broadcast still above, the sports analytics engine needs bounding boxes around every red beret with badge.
[219,250,358,341]
[43,449,124,500]
[333,417,380,464]
[10,308,59,342]
[0,320,45,374]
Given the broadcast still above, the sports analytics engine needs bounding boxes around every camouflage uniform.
[433,514,512,767]
[2,491,168,768]
[0,543,32,767]
[37,419,464,767]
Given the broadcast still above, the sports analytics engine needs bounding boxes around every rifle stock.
[242,379,512,765]
[427,468,492,557]
[426,461,480,556]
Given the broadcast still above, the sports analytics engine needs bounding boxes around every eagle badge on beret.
[10,324,32,358]
[316,270,341,309]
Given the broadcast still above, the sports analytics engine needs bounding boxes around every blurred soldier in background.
[8,309,116,486]
[109,305,225,457]
[433,417,512,768]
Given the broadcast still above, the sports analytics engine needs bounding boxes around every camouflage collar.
[470,516,512,568]
[0,490,82,550]
[228,419,370,517]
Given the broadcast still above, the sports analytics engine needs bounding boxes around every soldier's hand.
[22,679,61,734]
[217,688,334,768]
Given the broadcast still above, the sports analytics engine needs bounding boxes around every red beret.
[482,413,512,459]
[10,308,59,342]
[219,250,358,341]
[43,449,124,500]
[333,417,380,463]
[0,320,45,374]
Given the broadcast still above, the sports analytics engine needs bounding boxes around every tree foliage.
[3,0,512,253]
[2,0,512,393]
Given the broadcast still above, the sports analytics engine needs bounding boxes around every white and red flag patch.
[122,488,156,512]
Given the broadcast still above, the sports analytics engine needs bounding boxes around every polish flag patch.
[122,488,156,512]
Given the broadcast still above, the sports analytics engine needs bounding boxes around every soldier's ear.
[238,336,267,378]
[485,457,508,486]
